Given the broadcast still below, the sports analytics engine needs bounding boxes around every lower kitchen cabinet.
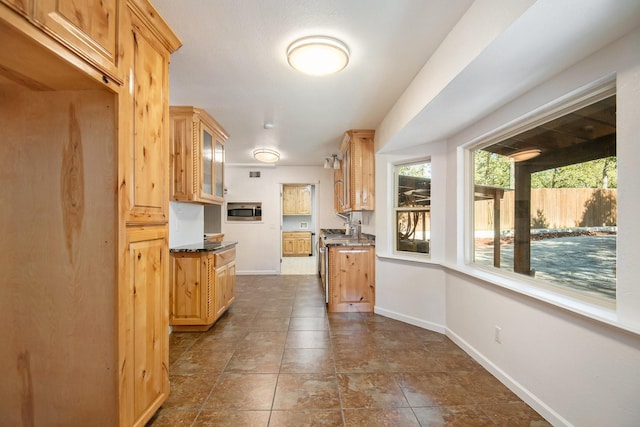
[282,231,312,256]
[170,247,236,331]
[328,245,375,312]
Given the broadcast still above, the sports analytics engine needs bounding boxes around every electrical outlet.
[494,326,502,344]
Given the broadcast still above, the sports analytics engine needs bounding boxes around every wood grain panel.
[170,254,203,322]
[0,88,118,425]
[328,246,375,312]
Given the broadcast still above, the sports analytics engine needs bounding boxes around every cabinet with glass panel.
[170,106,228,204]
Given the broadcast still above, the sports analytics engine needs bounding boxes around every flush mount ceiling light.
[253,148,280,163]
[509,148,541,162]
[287,36,350,76]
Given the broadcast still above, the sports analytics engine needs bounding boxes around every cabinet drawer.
[214,247,236,266]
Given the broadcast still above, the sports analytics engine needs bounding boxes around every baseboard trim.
[374,306,446,334]
[237,270,279,275]
[445,328,571,427]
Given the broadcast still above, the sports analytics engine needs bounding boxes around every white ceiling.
[151,0,640,166]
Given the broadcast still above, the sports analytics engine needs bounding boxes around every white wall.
[169,201,203,247]
[375,27,640,426]
[223,164,346,274]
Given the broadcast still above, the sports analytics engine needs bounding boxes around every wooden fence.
[475,188,617,231]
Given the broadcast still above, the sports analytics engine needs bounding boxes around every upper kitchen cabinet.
[283,184,311,215]
[0,0,123,83]
[121,1,179,225]
[170,106,228,205]
[336,129,375,212]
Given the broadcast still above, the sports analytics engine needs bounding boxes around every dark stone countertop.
[170,240,238,253]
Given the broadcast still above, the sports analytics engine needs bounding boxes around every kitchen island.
[170,241,238,331]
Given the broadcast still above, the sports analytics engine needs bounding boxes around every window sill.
[376,251,442,266]
[442,261,640,337]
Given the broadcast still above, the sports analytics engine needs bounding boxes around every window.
[394,160,431,255]
[471,92,616,301]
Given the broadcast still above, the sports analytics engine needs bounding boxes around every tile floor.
[148,275,550,427]
[281,255,318,275]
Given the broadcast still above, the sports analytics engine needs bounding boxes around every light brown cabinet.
[328,245,375,312]
[170,247,236,331]
[170,106,228,205]
[283,184,311,215]
[335,129,375,212]
[0,0,122,83]
[283,231,312,256]
[0,2,180,426]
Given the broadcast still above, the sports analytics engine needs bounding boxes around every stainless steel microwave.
[227,202,262,221]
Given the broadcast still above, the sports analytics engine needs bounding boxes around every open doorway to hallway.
[281,183,318,275]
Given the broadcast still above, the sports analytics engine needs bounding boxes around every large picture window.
[472,92,616,301]
[394,161,431,255]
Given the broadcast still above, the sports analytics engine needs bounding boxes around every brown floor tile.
[334,345,390,373]
[237,331,288,351]
[481,402,552,426]
[436,352,483,371]
[202,373,278,411]
[454,370,521,404]
[192,410,270,427]
[273,373,340,410]
[146,408,199,426]
[285,330,331,348]
[268,410,344,427]
[289,317,330,331]
[413,405,494,426]
[246,316,291,331]
[397,372,475,407]
[291,307,327,317]
[162,374,217,409]
[342,408,420,427]
[280,348,335,373]
[160,275,549,426]
[225,348,283,373]
[337,373,409,409]
[171,348,234,374]
[384,348,445,372]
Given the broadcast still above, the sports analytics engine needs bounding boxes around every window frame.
[393,158,432,258]
[463,80,617,308]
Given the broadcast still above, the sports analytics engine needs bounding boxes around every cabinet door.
[328,246,375,312]
[201,125,214,197]
[282,234,295,256]
[198,123,225,204]
[214,264,227,318]
[34,0,121,82]
[282,185,297,215]
[170,254,203,324]
[124,226,169,426]
[226,261,236,306]
[334,167,345,214]
[214,137,225,199]
[123,11,170,224]
[297,186,311,214]
[295,235,311,255]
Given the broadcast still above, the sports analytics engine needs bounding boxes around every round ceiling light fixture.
[287,36,350,76]
[509,148,541,162]
[253,148,280,163]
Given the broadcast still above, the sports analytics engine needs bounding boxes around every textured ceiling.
[151,0,640,166]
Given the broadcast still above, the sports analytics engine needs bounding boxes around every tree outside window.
[395,161,431,255]
[472,94,617,301]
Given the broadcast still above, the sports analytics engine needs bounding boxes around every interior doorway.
[280,183,317,275]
